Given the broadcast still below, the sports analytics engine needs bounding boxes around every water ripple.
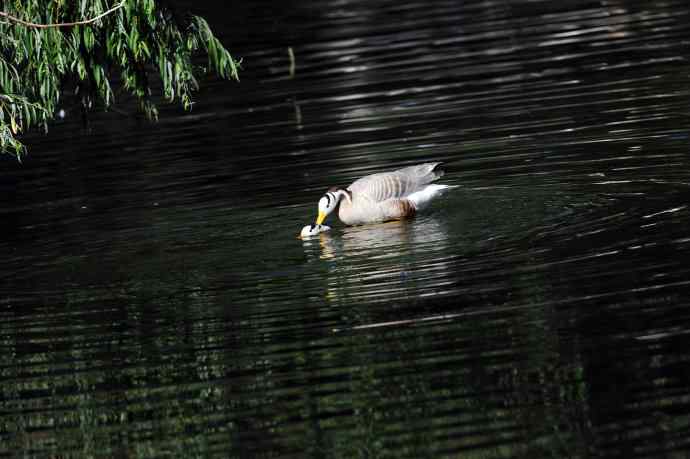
[2,0,690,457]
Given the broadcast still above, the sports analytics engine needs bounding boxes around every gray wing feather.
[348,162,444,202]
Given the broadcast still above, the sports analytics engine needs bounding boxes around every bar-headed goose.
[315,162,453,226]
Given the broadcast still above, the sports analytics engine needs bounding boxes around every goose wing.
[347,162,444,203]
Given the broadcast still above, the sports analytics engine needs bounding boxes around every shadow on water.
[2,0,690,457]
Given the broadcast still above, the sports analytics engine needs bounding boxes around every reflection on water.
[303,217,454,304]
[304,216,449,257]
[2,0,690,457]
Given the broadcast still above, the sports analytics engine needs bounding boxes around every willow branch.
[0,1,125,29]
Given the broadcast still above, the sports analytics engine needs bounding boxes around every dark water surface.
[3,0,690,457]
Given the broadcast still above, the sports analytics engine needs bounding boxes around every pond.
[2,0,690,457]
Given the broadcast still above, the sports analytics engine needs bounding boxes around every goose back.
[347,162,444,202]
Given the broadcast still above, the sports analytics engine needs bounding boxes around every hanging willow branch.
[0,2,126,29]
[0,0,241,160]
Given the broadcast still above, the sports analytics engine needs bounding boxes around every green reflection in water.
[2,276,690,457]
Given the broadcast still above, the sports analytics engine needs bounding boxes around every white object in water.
[300,223,331,238]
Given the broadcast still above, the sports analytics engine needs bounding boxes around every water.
[2,0,690,457]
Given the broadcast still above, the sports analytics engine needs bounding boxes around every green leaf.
[0,0,240,159]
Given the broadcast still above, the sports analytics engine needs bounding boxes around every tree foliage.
[0,0,240,159]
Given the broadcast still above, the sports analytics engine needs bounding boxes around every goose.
[314,162,453,226]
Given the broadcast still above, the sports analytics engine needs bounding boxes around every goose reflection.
[302,216,455,304]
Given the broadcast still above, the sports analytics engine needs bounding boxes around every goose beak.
[316,212,327,225]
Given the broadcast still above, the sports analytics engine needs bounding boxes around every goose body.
[315,162,453,226]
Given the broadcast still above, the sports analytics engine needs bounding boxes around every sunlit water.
[2,0,690,457]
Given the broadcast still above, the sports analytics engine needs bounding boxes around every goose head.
[316,187,351,225]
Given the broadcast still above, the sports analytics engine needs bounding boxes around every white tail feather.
[408,184,456,210]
